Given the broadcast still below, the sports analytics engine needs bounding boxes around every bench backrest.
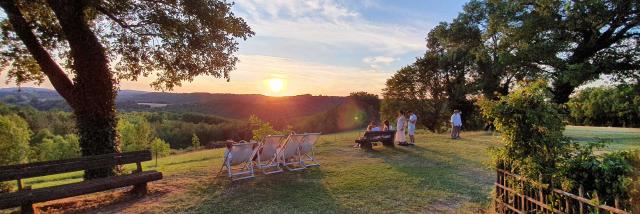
[363,131,396,138]
[0,150,152,182]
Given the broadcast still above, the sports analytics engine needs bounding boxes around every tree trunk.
[551,79,575,104]
[46,0,120,179]
[1,1,120,179]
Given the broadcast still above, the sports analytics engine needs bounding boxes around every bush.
[479,80,571,177]
[481,80,636,209]
[558,143,634,205]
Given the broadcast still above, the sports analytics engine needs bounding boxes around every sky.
[0,0,469,96]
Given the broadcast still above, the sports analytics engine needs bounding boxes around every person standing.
[407,111,417,145]
[450,110,462,139]
[395,110,408,146]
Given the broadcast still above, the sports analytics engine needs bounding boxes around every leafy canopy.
[0,0,254,90]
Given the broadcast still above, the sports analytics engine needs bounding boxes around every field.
[3,126,639,214]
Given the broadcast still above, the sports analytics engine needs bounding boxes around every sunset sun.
[267,78,284,93]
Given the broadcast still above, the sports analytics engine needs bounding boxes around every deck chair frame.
[299,133,322,167]
[278,134,307,171]
[217,141,259,181]
[255,135,286,174]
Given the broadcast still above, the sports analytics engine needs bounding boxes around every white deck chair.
[255,135,286,174]
[299,133,321,167]
[278,134,306,171]
[217,141,259,181]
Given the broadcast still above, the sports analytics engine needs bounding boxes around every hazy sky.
[0,0,468,96]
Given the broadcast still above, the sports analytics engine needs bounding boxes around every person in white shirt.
[395,110,408,146]
[407,111,417,145]
[450,110,462,139]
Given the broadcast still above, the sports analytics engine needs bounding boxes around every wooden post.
[495,168,500,213]
[579,185,584,214]
[20,203,35,214]
[16,179,23,190]
[131,183,148,196]
[614,196,620,209]
[136,162,143,173]
[538,174,544,212]
[521,179,525,213]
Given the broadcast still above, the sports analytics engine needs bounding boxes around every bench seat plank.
[0,171,162,209]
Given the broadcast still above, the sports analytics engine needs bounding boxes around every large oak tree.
[0,0,253,178]
[484,0,640,103]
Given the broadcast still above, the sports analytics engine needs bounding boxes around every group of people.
[356,109,463,148]
[392,110,418,146]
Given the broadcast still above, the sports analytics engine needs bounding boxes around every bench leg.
[131,183,148,196]
[361,141,373,150]
[21,203,35,214]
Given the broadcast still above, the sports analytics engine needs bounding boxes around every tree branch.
[0,0,75,105]
[94,4,160,36]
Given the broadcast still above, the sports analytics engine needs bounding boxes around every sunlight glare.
[268,78,284,93]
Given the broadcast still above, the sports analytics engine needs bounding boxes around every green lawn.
[564,125,640,151]
[4,126,639,213]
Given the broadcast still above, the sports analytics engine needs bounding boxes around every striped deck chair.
[299,133,322,167]
[255,135,286,174]
[217,141,259,181]
[278,133,307,171]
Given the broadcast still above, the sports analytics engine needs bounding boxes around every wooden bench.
[0,150,162,214]
[355,130,396,149]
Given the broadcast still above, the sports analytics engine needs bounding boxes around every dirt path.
[35,171,210,214]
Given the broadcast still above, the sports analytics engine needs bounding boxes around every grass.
[4,126,639,213]
[564,125,640,151]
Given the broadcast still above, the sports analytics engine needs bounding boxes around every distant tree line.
[567,85,640,127]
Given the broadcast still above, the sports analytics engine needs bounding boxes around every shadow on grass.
[190,168,348,213]
[365,143,493,204]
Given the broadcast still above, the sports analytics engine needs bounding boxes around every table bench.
[355,130,396,149]
[0,150,162,214]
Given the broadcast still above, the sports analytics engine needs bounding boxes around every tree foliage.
[0,114,31,165]
[479,0,640,103]
[0,0,253,178]
[34,134,80,161]
[567,85,640,127]
[191,133,200,150]
[118,114,154,152]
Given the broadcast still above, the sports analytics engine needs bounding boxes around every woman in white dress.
[394,110,408,145]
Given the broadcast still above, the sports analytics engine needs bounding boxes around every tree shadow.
[363,143,494,204]
[193,168,348,213]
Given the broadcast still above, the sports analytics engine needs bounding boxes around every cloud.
[233,0,426,56]
[363,56,396,65]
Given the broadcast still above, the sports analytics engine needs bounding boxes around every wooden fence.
[495,168,630,214]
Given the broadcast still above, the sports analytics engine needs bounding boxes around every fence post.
[538,174,544,212]
[495,168,500,213]
[579,184,584,214]
[521,179,525,213]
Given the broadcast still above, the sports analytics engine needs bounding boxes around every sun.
[267,78,284,93]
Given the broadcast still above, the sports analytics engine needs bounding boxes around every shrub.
[479,80,571,178]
